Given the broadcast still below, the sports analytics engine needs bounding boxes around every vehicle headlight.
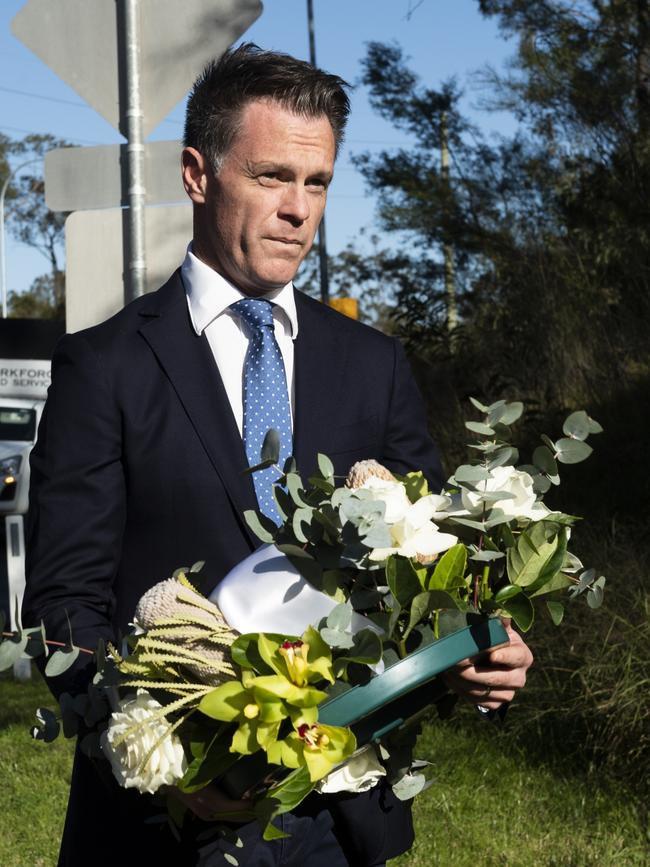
[1,455,22,480]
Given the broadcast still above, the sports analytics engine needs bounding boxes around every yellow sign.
[328,297,359,320]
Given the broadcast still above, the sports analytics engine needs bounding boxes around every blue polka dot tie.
[230,298,293,524]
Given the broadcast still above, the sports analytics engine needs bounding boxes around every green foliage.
[2,133,71,320]
[355,9,650,419]
[1,667,648,865]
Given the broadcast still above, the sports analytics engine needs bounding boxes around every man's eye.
[259,172,280,185]
[306,179,327,192]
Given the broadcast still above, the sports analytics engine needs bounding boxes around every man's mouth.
[265,237,303,246]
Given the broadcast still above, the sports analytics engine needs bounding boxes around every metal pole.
[123,0,146,302]
[307,0,330,303]
[0,158,41,319]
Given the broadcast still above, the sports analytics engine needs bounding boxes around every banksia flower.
[345,460,396,489]
[133,574,238,684]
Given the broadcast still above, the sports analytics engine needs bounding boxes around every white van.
[0,397,44,515]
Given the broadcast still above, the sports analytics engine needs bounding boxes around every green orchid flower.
[269,721,357,782]
[257,626,335,688]
[198,668,329,756]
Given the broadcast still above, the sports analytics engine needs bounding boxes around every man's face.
[188,99,336,295]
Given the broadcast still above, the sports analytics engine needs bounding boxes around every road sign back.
[12,0,263,138]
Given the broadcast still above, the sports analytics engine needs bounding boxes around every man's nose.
[279,183,310,224]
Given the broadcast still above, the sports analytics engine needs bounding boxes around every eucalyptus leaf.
[488,447,518,469]
[273,486,293,521]
[493,401,523,426]
[261,429,281,464]
[333,629,383,674]
[453,465,492,483]
[533,445,558,477]
[283,455,297,474]
[317,453,334,480]
[327,602,353,632]
[287,473,309,507]
[322,622,355,652]
[587,576,606,609]
[392,772,427,800]
[532,474,552,495]
[555,438,593,464]
[480,491,516,503]
[242,458,276,474]
[465,421,495,436]
[447,516,487,531]
[0,634,28,671]
[562,410,591,441]
[361,523,392,549]
[292,508,313,544]
[541,434,557,452]
[469,396,489,412]
[45,646,80,677]
[276,543,314,560]
[244,510,276,543]
[34,706,61,742]
[470,549,504,562]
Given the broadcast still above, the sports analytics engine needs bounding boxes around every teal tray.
[218,618,508,799]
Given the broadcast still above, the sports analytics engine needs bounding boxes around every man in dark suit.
[23,44,532,867]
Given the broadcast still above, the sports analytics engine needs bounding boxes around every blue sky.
[0,0,517,297]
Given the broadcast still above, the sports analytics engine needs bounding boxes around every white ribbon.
[210,544,384,665]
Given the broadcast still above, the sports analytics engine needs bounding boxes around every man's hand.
[442,620,533,711]
[170,784,253,822]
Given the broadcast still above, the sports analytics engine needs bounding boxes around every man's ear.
[181,147,210,204]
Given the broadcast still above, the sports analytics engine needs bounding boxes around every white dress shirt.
[181,245,298,435]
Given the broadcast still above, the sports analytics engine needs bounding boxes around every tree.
[354,23,646,417]
[7,273,64,320]
[2,134,70,319]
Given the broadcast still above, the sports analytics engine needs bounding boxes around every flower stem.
[1,631,94,655]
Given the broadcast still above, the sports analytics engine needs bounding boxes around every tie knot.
[231,298,275,330]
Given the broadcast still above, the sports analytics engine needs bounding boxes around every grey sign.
[12,0,263,138]
[64,205,192,332]
[45,141,186,212]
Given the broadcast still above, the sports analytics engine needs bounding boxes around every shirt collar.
[181,244,299,338]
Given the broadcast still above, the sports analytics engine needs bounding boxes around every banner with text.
[0,359,51,400]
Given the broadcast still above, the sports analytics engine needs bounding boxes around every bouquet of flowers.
[0,398,606,855]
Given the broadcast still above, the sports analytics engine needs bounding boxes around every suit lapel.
[292,292,349,471]
[137,273,258,544]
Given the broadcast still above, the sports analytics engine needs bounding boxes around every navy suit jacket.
[23,271,443,866]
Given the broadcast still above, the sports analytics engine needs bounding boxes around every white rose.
[356,476,412,523]
[100,690,187,794]
[316,744,386,794]
[368,493,458,562]
[461,465,549,522]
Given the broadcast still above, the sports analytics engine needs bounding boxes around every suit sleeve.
[379,338,444,491]
[23,333,126,699]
